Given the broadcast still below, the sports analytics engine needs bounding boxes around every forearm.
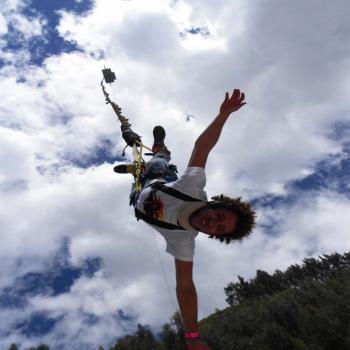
[176,281,198,332]
[195,112,230,150]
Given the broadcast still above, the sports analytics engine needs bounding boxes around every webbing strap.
[150,182,203,202]
[135,181,204,230]
[135,208,186,230]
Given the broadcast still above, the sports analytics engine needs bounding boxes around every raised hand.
[219,89,246,117]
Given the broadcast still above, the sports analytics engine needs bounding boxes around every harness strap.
[134,208,186,230]
[149,181,203,202]
[135,181,204,230]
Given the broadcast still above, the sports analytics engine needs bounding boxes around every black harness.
[134,181,204,230]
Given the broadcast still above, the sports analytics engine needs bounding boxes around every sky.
[0,0,349,349]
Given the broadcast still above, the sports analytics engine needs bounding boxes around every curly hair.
[208,194,256,244]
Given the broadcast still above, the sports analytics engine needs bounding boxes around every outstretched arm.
[188,89,246,168]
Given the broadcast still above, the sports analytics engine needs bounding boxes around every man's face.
[189,205,238,235]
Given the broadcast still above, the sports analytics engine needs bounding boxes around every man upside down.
[115,89,256,350]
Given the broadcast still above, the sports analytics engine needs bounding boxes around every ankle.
[152,144,169,154]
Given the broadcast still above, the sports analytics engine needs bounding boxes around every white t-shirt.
[136,167,207,261]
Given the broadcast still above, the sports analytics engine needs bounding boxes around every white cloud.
[10,13,44,39]
[0,12,8,35]
[0,0,48,63]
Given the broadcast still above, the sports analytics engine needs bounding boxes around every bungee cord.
[100,67,183,326]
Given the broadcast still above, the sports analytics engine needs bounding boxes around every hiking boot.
[153,125,166,144]
[152,126,170,154]
[114,164,136,176]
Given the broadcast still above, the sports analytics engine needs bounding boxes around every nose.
[212,213,223,221]
[207,215,222,226]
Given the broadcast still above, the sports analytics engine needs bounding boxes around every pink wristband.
[185,332,200,340]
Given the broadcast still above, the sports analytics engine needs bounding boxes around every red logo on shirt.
[153,196,164,221]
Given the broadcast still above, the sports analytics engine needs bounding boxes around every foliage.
[224,252,350,305]
[110,324,163,350]
[109,312,188,350]
[7,345,50,350]
[202,269,350,350]
[8,345,19,350]
[159,311,187,350]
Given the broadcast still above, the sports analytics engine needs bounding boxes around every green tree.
[111,324,163,350]
[204,261,350,350]
[160,311,187,350]
[225,252,350,305]
[8,344,19,350]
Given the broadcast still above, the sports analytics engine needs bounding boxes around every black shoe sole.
[153,126,166,145]
[114,164,136,174]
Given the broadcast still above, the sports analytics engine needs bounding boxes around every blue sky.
[0,0,350,349]
[1,0,93,67]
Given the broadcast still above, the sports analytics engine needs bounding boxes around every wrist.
[218,111,230,118]
[185,331,201,342]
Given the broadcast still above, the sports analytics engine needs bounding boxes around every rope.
[150,230,181,319]
[101,70,184,327]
